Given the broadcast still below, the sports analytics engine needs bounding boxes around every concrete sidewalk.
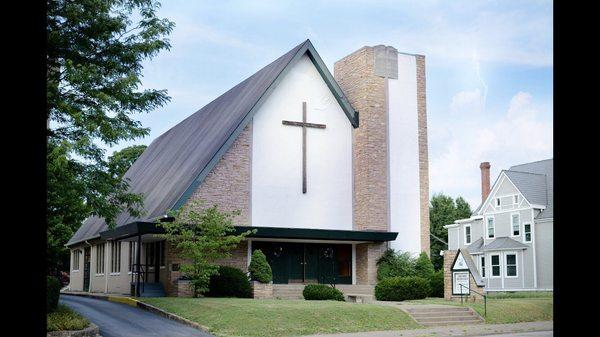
[302,321,552,337]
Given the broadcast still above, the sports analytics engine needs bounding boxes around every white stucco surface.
[251,54,353,230]
[388,53,421,255]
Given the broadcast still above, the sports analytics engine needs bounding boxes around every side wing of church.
[65,40,429,298]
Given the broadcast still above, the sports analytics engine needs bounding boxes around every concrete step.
[416,315,481,323]
[411,311,477,318]
[420,318,483,327]
[406,306,471,313]
[404,306,484,326]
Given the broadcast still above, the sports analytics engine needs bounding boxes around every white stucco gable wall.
[251,54,354,230]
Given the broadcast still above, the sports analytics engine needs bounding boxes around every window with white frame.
[491,254,500,277]
[513,195,519,204]
[511,213,520,236]
[72,250,80,271]
[110,241,121,274]
[505,253,517,277]
[464,225,472,245]
[96,243,105,274]
[495,197,501,207]
[486,216,495,238]
[524,223,532,243]
[480,256,486,277]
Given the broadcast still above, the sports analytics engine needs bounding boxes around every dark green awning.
[99,222,398,243]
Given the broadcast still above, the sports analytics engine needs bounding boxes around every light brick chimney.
[480,162,491,202]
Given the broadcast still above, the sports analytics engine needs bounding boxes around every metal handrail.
[459,284,487,317]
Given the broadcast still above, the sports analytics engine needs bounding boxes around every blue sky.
[113,0,553,210]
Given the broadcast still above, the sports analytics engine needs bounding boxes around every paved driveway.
[60,295,213,337]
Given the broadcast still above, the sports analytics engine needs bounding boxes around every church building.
[66,39,429,298]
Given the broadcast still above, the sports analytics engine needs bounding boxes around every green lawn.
[47,304,90,332]
[141,297,421,337]
[407,296,553,324]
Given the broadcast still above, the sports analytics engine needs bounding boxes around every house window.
[480,256,486,277]
[511,213,520,236]
[110,241,121,274]
[96,243,105,275]
[491,254,500,277]
[464,225,472,245]
[72,250,80,271]
[486,217,495,238]
[513,195,519,204]
[505,253,517,277]
[128,242,137,272]
[524,223,532,243]
[495,197,501,207]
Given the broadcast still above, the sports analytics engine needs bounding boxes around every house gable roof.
[67,39,358,246]
[472,159,552,218]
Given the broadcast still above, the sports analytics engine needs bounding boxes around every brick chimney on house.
[480,162,491,202]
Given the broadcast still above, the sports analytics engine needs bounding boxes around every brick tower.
[334,45,430,257]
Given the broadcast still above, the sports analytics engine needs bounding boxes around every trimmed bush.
[303,284,345,301]
[429,269,444,298]
[375,276,430,301]
[205,266,252,298]
[376,249,416,280]
[248,250,272,283]
[47,276,61,312]
[414,252,435,280]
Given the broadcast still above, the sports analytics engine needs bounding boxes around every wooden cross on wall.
[282,102,326,193]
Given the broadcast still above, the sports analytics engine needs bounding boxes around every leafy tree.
[108,145,147,179]
[158,201,255,297]
[47,0,174,273]
[429,193,473,270]
[414,251,435,280]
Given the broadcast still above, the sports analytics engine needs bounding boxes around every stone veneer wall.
[334,47,388,233]
[355,242,386,285]
[416,55,430,256]
[165,123,252,296]
[443,250,485,301]
[335,47,389,285]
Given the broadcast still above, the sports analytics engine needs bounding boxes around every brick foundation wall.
[252,281,274,299]
[355,242,386,285]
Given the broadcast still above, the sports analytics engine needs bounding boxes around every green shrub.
[414,252,435,280]
[376,249,416,280]
[375,276,430,301]
[47,276,61,312]
[248,250,272,283]
[303,284,345,301]
[205,266,252,298]
[428,269,444,298]
[47,304,89,332]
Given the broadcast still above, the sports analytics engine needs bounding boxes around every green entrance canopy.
[99,222,398,243]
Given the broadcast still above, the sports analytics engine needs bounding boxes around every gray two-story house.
[445,159,553,292]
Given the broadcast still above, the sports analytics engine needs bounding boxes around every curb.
[61,292,211,334]
[135,301,212,333]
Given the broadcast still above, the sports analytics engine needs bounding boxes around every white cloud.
[430,91,552,208]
